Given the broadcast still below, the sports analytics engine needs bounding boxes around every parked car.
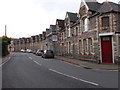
[26,49,33,53]
[20,49,26,53]
[33,50,37,54]
[41,50,54,58]
[36,50,44,56]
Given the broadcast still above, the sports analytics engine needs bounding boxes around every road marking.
[33,61,42,66]
[29,57,32,60]
[49,69,99,86]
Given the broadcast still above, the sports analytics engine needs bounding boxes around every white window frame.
[68,27,71,37]
[89,38,93,54]
[83,18,88,32]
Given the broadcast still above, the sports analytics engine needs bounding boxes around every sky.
[0,0,119,38]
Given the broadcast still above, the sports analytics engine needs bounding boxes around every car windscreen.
[46,50,53,53]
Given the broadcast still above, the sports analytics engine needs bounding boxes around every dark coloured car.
[36,50,44,56]
[33,50,37,54]
[42,50,54,58]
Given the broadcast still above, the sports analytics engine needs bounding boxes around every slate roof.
[67,12,79,23]
[71,19,80,28]
[98,1,120,14]
[89,1,120,18]
[50,25,56,29]
[86,2,101,12]
[56,19,64,29]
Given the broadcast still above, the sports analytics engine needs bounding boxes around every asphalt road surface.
[2,52,118,88]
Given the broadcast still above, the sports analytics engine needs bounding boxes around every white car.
[26,49,32,53]
[20,49,26,52]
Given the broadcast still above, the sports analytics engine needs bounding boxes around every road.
[2,52,118,88]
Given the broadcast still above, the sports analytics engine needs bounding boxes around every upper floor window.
[68,26,71,37]
[82,18,88,32]
[102,17,109,27]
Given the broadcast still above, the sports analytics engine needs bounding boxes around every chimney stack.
[5,25,7,37]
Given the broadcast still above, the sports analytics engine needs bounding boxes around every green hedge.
[2,42,9,57]
[1,36,11,57]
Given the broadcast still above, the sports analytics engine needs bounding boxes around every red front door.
[101,36,113,63]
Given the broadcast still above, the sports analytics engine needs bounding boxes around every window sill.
[80,54,83,55]
[88,53,95,55]
[82,31,88,34]
[79,53,95,56]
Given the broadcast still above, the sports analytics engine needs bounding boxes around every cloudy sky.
[0,0,119,38]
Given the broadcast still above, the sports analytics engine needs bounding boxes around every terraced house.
[57,0,120,64]
[13,0,120,64]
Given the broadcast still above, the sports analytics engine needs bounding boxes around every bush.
[1,36,11,57]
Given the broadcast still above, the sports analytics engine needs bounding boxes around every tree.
[1,36,11,57]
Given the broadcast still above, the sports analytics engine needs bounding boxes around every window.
[83,39,87,54]
[82,18,88,32]
[79,40,82,54]
[61,33,63,40]
[88,38,93,54]
[102,17,109,27]
[67,26,71,37]
[118,37,120,57]
[68,42,71,53]
[76,27,78,36]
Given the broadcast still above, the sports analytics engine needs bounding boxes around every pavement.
[0,53,13,65]
[55,56,119,71]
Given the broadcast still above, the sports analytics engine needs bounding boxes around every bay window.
[82,18,88,32]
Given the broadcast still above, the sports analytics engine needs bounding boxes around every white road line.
[29,57,32,60]
[33,61,42,66]
[28,56,42,66]
[49,69,99,86]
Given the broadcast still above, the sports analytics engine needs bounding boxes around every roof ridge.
[67,12,77,14]
[57,19,64,21]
